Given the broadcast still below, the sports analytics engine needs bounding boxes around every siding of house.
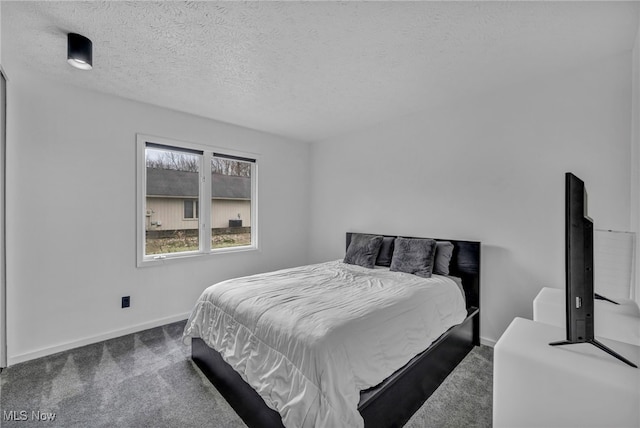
[145,167,252,230]
[211,199,251,228]
[146,198,251,230]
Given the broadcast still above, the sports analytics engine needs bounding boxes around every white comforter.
[183,260,467,428]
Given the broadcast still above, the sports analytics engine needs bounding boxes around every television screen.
[549,173,636,368]
[564,172,594,342]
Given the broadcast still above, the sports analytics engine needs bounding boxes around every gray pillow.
[389,237,437,278]
[434,241,454,275]
[375,236,395,267]
[344,234,384,269]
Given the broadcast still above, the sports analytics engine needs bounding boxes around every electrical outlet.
[122,296,130,308]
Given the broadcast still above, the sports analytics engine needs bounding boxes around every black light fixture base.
[549,339,637,368]
[67,33,93,70]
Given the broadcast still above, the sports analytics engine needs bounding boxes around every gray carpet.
[0,320,492,427]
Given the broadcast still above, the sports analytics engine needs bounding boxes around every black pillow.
[389,237,437,278]
[434,241,455,275]
[344,234,384,269]
[375,236,395,267]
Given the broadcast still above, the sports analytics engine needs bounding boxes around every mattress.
[183,260,467,428]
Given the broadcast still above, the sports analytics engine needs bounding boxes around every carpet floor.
[0,320,492,427]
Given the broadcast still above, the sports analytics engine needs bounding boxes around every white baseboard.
[7,312,190,366]
[480,335,496,348]
[8,315,496,366]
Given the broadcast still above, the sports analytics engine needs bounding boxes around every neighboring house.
[145,168,251,232]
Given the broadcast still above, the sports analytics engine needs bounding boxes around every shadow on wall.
[481,244,550,343]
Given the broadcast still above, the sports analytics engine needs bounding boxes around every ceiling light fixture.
[67,33,93,70]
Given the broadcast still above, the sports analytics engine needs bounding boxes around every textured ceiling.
[3,1,639,142]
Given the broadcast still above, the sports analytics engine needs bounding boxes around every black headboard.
[345,233,481,312]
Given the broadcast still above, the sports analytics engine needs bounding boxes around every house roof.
[146,168,251,199]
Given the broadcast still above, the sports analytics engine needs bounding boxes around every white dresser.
[494,289,640,428]
[493,317,640,428]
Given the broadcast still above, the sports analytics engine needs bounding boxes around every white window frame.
[136,134,258,267]
[183,199,198,220]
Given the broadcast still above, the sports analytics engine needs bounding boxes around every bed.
[184,233,480,428]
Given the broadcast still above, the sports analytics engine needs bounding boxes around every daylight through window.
[138,136,257,264]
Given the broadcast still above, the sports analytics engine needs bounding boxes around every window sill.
[137,246,259,268]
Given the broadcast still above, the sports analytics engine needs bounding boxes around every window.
[211,154,253,250]
[137,135,257,265]
[183,200,198,219]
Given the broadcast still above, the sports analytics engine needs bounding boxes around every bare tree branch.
[146,150,251,177]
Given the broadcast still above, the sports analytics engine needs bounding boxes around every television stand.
[549,339,638,368]
[594,293,619,305]
[494,318,639,428]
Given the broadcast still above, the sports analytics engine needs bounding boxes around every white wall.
[6,70,310,364]
[0,2,5,368]
[309,52,633,345]
[632,20,640,305]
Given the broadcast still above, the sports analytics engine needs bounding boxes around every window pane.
[145,147,200,255]
[184,200,197,219]
[211,157,252,249]
[183,200,192,219]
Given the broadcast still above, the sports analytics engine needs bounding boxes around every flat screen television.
[549,173,636,368]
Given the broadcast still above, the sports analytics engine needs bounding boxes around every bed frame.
[191,233,480,428]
